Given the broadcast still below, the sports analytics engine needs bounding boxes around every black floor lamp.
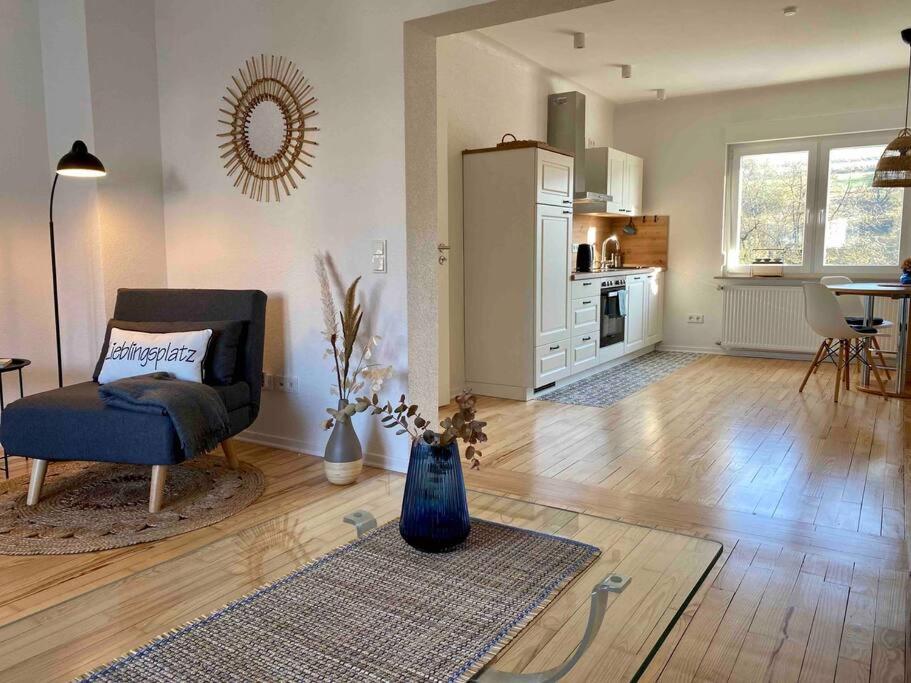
[49,140,106,388]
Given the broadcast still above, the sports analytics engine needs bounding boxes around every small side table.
[0,358,30,478]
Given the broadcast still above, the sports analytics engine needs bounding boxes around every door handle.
[549,345,560,350]
[562,210,572,214]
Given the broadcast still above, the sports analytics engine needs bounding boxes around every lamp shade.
[874,28,911,188]
[872,128,911,187]
[56,140,105,178]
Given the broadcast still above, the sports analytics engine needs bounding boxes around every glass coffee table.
[0,474,721,682]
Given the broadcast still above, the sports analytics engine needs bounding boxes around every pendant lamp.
[873,28,911,187]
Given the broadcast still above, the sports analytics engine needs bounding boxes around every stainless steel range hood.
[547,91,612,213]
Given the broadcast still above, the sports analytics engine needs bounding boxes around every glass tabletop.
[0,473,721,682]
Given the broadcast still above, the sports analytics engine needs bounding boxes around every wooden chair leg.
[221,439,240,470]
[26,459,48,506]
[871,337,892,381]
[799,340,827,392]
[866,347,889,399]
[814,339,832,374]
[149,465,168,513]
[834,341,844,403]
[844,342,851,391]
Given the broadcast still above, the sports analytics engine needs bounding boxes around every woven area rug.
[79,518,600,683]
[539,351,703,408]
[0,455,264,555]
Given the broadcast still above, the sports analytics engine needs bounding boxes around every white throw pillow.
[98,328,213,384]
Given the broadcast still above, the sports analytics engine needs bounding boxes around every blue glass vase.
[399,441,471,552]
[901,272,911,285]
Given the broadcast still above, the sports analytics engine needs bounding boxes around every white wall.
[153,0,485,471]
[438,31,614,395]
[0,0,167,403]
[85,0,168,314]
[0,0,59,396]
[613,70,908,353]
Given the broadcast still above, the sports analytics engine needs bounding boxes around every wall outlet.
[274,375,299,393]
[687,314,705,324]
[261,372,274,390]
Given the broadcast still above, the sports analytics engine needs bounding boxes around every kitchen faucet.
[602,235,621,268]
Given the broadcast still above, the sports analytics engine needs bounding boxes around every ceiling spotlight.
[620,64,632,79]
[573,32,585,49]
[782,5,798,16]
[655,89,666,101]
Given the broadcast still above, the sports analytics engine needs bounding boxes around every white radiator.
[720,285,900,354]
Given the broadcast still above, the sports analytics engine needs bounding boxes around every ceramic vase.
[399,440,471,552]
[901,271,911,285]
[324,399,363,485]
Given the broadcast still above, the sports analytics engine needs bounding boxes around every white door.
[606,148,626,214]
[645,272,663,345]
[535,149,574,207]
[437,104,450,406]
[624,154,643,216]
[535,204,572,346]
[624,276,646,352]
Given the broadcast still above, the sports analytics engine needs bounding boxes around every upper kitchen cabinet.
[584,147,644,216]
[623,153,643,216]
[536,148,575,207]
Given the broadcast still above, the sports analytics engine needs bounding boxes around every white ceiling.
[479,0,911,103]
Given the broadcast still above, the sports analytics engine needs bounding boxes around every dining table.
[826,282,911,398]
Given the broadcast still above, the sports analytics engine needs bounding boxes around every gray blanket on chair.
[99,372,230,457]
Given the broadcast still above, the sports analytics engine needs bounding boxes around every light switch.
[372,239,387,273]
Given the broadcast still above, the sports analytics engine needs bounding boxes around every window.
[726,132,910,274]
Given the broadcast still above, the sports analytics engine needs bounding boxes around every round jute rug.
[0,455,265,555]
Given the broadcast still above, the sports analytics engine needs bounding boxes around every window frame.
[724,131,910,276]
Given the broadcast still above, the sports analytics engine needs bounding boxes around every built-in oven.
[600,279,626,348]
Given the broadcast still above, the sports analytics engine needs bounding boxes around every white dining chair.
[801,283,888,402]
[819,275,892,380]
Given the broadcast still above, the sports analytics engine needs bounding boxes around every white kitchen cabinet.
[571,333,599,373]
[571,295,599,336]
[463,142,573,400]
[645,270,663,346]
[606,149,627,214]
[535,340,571,386]
[535,204,573,346]
[624,274,647,353]
[623,154,643,217]
[536,149,574,208]
[585,147,643,216]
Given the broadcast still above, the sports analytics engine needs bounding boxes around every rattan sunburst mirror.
[218,54,319,202]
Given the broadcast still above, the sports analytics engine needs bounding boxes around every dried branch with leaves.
[315,254,392,425]
[323,391,487,469]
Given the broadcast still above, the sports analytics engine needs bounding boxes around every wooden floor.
[465,354,909,682]
[0,354,907,681]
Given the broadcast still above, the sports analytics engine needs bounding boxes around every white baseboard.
[657,343,813,361]
[236,429,408,473]
[656,343,724,355]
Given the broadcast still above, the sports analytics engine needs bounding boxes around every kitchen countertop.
[571,267,658,280]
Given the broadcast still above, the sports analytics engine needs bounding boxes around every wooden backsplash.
[572,215,669,269]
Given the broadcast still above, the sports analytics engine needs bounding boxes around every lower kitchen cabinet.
[645,270,664,346]
[535,340,571,387]
[571,333,599,373]
[624,274,647,353]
